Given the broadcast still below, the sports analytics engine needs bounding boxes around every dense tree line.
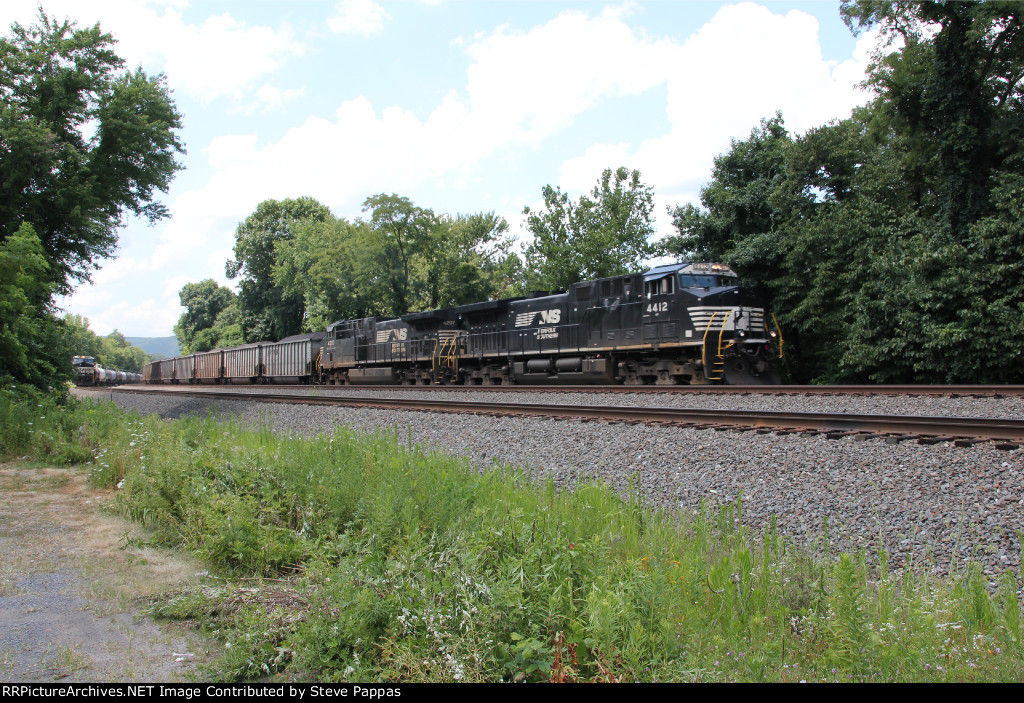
[665,1,1024,383]
[0,10,183,390]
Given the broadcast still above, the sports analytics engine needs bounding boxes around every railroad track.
[96,386,1024,449]
[116,383,1024,396]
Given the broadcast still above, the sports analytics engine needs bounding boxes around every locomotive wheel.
[655,371,677,385]
[688,371,712,385]
[623,370,646,386]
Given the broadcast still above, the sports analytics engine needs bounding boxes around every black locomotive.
[145,262,781,386]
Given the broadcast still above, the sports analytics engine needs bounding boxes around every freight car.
[72,356,143,386]
[144,334,325,385]
[146,262,781,386]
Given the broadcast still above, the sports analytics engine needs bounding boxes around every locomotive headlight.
[769,330,778,338]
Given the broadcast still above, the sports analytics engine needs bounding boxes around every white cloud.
[249,85,308,113]
[150,13,305,102]
[147,190,239,276]
[162,274,194,299]
[327,0,390,37]
[144,2,879,273]
[506,3,879,237]
[558,3,878,206]
[1,1,306,103]
[94,298,182,338]
[461,6,676,144]
[169,4,682,224]
[558,144,635,194]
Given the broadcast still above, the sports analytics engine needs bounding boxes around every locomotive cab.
[72,355,99,385]
[673,262,780,384]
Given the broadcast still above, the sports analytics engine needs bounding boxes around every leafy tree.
[173,279,237,353]
[842,1,1024,241]
[361,193,439,315]
[0,10,184,295]
[523,167,657,291]
[783,117,929,381]
[664,114,793,292]
[226,197,332,342]
[209,303,245,349]
[422,212,522,309]
[663,114,845,381]
[0,223,61,386]
[99,330,148,372]
[273,206,522,329]
[835,1,1024,381]
[669,1,1024,383]
[62,314,106,360]
[274,215,389,329]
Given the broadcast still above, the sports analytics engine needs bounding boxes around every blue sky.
[2,1,880,337]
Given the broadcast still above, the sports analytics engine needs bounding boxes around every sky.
[2,1,881,337]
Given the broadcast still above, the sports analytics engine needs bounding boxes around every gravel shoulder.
[0,462,211,682]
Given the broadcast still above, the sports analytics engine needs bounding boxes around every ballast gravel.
[98,389,1024,581]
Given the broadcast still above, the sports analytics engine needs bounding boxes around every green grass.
[2,387,1022,682]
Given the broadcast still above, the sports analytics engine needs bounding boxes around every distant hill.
[126,336,179,358]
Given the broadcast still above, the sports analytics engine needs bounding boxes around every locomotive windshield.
[679,274,737,288]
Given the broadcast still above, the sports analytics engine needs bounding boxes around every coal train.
[144,262,782,387]
[72,356,144,386]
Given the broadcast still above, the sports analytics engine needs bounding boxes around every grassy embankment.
[2,385,1023,682]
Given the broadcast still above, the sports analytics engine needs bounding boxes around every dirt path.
[0,463,211,682]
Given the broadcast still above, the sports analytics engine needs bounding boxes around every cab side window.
[644,276,674,298]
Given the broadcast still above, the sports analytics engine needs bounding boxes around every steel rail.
[129,383,1024,396]
[103,387,1024,443]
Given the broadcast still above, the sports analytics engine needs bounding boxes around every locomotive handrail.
[701,311,720,381]
[717,310,732,360]
[771,313,784,359]
[701,311,718,348]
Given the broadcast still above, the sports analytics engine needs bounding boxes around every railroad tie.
[917,436,956,445]
[884,435,919,444]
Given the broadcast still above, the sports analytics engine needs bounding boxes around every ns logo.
[538,309,561,324]
[516,308,562,327]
